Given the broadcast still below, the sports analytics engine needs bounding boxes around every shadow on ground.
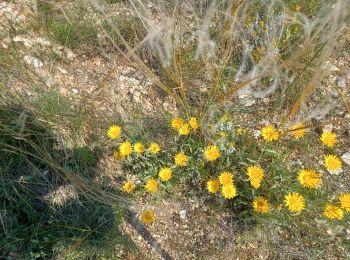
[0,106,136,258]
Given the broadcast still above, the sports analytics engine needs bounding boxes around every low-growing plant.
[107,110,350,256]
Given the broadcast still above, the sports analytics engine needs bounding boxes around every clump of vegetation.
[36,1,98,49]
[35,0,144,50]
[107,111,350,256]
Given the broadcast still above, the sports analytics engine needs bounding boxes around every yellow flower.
[339,193,350,212]
[252,196,270,213]
[218,131,226,139]
[119,141,133,157]
[189,117,200,130]
[246,165,265,189]
[113,150,123,160]
[320,131,337,148]
[297,169,321,188]
[122,180,135,193]
[235,128,247,136]
[174,152,188,167]
[324,203,343,220]
[149,143,160,154]
[107,125,122,139]
[159,167,172,182]
[261,125,279,141]
[324,154,342,171]
[134,142,145,153]
[228,142,235,148]
[140,209,155,225]
[204,145,221,161]
[220,113,229,123]
[219,171,234,186]
[222,184,237,199]
[289,123,306,139]
[284,192,305,213]
[171,117,184,130]
[206,179,220,193]
[178,123,191,135]
[145,178,158,193]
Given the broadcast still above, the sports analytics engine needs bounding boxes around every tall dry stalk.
[91,0,349,126]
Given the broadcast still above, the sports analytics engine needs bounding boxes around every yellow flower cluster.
[206,172,236,199]
[246,165,265,189]
[171,116,200,136]
[109,116,348,226]
[323,203,343,220]
[111,139,161,160]
[323,193,350,221]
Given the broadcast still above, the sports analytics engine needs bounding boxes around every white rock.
[13,35,33,47]
[253,130,261,139]
[341,152,350,166]
[0,3,26,23]
[128,78,140,86]
[179,210,186,220]
[24,55,43,69]
[238,94,256,107]
[36,37,51,46]
[65,49,76,60]
[72,88,79,94]
[328,168,343,175]
[57,67,68,74]
[1,37,10,49]
[323,61,340,72]
[337,77,346,88]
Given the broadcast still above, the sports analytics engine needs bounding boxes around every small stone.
[323,61,340,72]
[13,35,32,47]
[341,152,350,166]
[24,55,43,69]
[179,210,186,220]
[66,49,76,60]
[57,67,67,74]
[1,37,10,49]
[328,168,343,175]
[337,77,346,88]
[72,88,79,94]
[36,37,51,46]
[238,94,256,107]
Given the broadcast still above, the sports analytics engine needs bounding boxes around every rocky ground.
[1,1,350,259]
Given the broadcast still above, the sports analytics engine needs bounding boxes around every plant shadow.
[0,106,134,258]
